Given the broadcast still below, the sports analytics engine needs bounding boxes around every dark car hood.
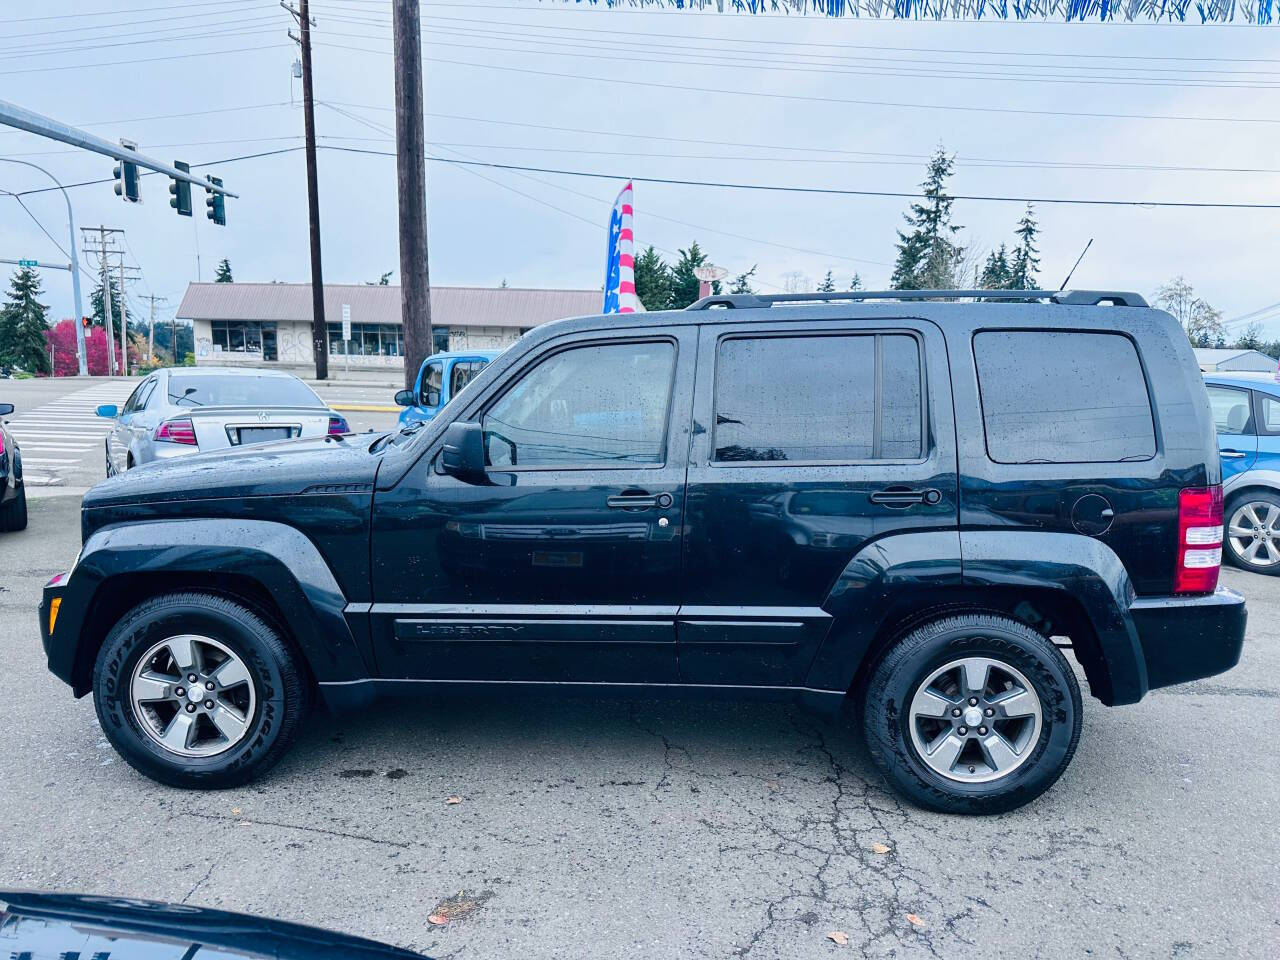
[0,890,428,960]
[83,434,382,509]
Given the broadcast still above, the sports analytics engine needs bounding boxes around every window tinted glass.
[974,331,1155,464]
[451,360,485,396]
[421,362,443,406]
[483,341,675,467]
[165,374,321,408]
[713,333,921,462]
[1207,385,1253,435]
[122,382,146,414]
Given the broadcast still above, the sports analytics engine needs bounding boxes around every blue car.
[394,350,500,428]
[1205,371,1280,573]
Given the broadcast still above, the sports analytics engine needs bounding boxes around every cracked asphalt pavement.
[2,495,1278,959]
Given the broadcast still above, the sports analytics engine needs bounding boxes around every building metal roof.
[176,283,604,329]
[1193,347,1277,371]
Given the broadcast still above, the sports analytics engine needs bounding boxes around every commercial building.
[176,282,603,377]
[1193,348,1277,373]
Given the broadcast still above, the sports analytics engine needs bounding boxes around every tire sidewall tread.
[1224,490,1280,576]
[93,591,310,789]
[861,613,1083,815]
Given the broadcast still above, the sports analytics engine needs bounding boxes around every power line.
[0,20,282,62]
[0,42,289,77]
[0,0,259,24]
[313,42,1280,126]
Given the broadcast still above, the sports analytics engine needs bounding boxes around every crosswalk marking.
[4,379,133,483]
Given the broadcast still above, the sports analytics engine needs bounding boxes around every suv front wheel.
[861,613,1082,814]
[1224,491,1280,575]
[93,592,312,788]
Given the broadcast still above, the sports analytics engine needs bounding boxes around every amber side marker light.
[48,597,61,635]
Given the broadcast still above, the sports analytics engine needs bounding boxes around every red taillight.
[154,418,197,445]
[328,415,350,436]
[0,430,5,455]
[1175,486,1223,594]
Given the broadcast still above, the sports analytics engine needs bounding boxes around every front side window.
[482,341,675,468]
[1207,385,1253,436]
[1257,393,1280,435]
[713,333,921,463]
[974,330,1156,464]
[451,360,486,396]
[421,362,443,406]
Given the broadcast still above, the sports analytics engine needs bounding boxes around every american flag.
[603,181,638,314]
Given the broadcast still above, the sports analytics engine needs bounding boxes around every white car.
[97,368,349,475]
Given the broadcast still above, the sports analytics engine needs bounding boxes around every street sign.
[693,265,728,282]
[341,304,351,342]
[17,259,36,267]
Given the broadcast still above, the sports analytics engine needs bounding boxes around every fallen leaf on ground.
[871,842,891,855]
[827,931,849,946]
[231,807,242,815]
[764,779,781,792]
[906,913,926,927]
[428,890,493,926]
[445,795,462,805]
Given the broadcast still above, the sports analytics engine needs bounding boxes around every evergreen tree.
[890,146,963,290]
[979,244,1011,290]
[90,277,124,341]
[1008,204,1040,290]
[633,245,673,311]
[0,267,52,374]
[848,273,863,291]
[730,265,757,295]
[214,258,233,283]
[817,270,836,293]
[669,242,719,309]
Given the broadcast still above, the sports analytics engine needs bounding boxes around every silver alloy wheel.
[129,634,256,758]
[907,656,1043,784]
[1228,500,1280,568]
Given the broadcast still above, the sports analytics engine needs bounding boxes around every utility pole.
[118,257,128,376]
[143,294,166,366]
[87,226,118,376]
[393,0,432,390]
[286,0,328,380]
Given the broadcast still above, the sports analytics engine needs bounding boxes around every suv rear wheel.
[93,592,312,788]
[861,613,1082,814]
[1224,490,1280,575]
[0,481,27,532]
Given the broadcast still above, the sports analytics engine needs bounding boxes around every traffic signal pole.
[392,0,433,391]
[0,158,88,375]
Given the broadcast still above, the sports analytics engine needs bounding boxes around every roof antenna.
[1059,238,1094,291]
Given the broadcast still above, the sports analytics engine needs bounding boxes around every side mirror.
[0,403,13,417]
[96,404,118,419]
[393,389,414,407]
[441,420,487,484]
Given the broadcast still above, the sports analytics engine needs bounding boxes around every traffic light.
[205,175,226,226]
[169,160,192,217]
[113,139,140,203]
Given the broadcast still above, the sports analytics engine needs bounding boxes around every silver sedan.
[97,367,349,476]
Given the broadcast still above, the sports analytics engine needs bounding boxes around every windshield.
[166,375,323,408]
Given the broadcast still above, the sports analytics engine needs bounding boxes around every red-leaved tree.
[46,320,122,377]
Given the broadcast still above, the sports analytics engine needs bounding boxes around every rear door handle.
[607,492,673,509]
[1221,450,1247,459]
[869,487,942,507]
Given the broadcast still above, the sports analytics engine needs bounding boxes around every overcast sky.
[3,1,1280,339]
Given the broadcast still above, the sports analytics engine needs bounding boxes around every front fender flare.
[50,517,368,694]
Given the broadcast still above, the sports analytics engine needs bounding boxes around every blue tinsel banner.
[532,0,1276,24]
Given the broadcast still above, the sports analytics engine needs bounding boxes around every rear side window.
[713,332,923,463]
[1207,385,1253,435]
[973,331,1155,464]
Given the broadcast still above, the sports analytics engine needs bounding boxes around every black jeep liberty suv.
[39,289,1247,813]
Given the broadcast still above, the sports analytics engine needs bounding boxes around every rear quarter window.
[973,330,1156,465]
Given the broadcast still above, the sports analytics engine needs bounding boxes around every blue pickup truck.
[394,350,500,428]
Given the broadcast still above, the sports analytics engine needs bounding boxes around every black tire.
[861,613,1082,815]
[0,481,27,532]
[92,592,312,788]
[1223,490,1280,576]
[105,441,114,478]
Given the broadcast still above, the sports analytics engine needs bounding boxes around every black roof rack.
[686,289,1149,310]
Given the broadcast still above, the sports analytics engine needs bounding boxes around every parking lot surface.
[2,494,1277,959]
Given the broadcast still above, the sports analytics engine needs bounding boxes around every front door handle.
[1221,450,1247,459]
[869,487,942,507]
[607,492,673,510]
